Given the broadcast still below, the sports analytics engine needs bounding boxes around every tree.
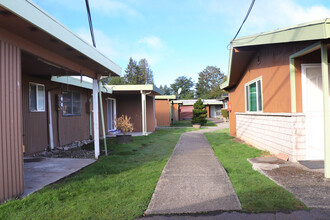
[170,76,194,99]
[191,98,207,125]
[195,66,225,99]
[159,84,171,95]
[108,76,126,85]
[138,59,154,84]
[124,57,154,84]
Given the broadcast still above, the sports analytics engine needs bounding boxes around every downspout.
[99,82,108,156]
[321,42,330,178]
[47,91,54,150]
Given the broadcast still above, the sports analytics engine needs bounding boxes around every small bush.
[191,98,207,126]
[221,109,229,120]
[114,115,134,135]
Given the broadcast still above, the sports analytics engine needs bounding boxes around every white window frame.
[29,82,45,112]
[244,76,263,112]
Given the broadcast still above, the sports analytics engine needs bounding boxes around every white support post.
[93,79,100,159]
[48,91,54,150]
[321,43,330,178]
[141,91,147,135]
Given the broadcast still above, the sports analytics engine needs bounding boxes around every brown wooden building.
[0,0,121,203]
[221,19,330,177]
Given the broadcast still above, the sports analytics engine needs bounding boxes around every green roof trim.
[51,76,112,93]
[222,18,330,90]
[155,95,177,100]
[1,0,121,76]
[232,19,330,48]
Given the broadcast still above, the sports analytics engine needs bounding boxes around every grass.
[205,129,307,213]
[0,128,191,220]
[171,119,217,127]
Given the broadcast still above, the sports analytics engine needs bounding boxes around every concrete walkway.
[145,121,241,215]
[23,157,95,197]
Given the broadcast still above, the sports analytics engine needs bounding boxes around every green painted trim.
[321,42,330,178]
[232,19,330,48]
[155,95,177,100]
[290,58,297,113]
[1,0,121,76]
[220,46,233,89]
[289,42,321,113]
[51,76,113,94]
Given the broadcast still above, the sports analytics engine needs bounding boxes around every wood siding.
[155,99,171,126]
[228,42,328,136]
[0,40,24,203]
[22,75,91,155]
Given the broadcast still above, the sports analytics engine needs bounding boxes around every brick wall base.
[236,112,306,161]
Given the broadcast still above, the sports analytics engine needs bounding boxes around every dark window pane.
[37,85,45,111]
[257,80,262,111]
[63,101,72,115]
[72,102,81,115]
[29,84,37,111]
[62,91,71,102]
[249,82,257,111]
[72,92,80,102]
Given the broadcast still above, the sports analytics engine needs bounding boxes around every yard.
[205,129,307,212]
[171,119,217,127]
[0,128,192,220]
[0,128,306,219]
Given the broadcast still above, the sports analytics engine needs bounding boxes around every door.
[305,66,330,160]
[107,99,116,132]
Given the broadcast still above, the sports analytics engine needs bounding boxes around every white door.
[210,106,216,118]
[305,66,330,160]
[107,99,116,132]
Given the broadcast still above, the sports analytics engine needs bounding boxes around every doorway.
[302,64,330,160]
[107,98,116,132]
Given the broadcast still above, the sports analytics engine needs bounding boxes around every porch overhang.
[0,0,121,78]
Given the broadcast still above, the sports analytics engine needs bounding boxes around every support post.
[321,42,330,178]
[141,91,147,135]
[93,79,100,159]
[48,91,54,150]
[99,82,107,156]
[290,58,297,113]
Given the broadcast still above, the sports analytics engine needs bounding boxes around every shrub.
[114,115,134,135]
[221,109,229,120]
[191,98,207,126]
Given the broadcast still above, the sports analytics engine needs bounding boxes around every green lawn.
[171,119,217,127]
[0,128,191,220]
[205,129,307,213]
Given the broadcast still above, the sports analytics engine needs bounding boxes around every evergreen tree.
[124,57,154,84]
[138,59,154,84]
[124,57,140,84]
[108,76,126,85]
[195,66,225,99]
[159,84,171,95]
[170,76,194,99]
[191,98,207,125]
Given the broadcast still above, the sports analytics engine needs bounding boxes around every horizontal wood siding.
[0,40,24,203]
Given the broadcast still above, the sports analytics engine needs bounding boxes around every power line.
[85,0,96,47]
[232,0,255,42]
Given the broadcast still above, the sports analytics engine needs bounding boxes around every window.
[245,78,262,112]
[62,91,81,116]
[29,82,45,112]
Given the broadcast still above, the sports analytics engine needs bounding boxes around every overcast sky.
[33,0,330,87]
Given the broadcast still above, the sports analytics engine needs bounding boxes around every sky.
[32,0,330,87]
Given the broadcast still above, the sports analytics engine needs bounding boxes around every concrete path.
[145,121,241,215]
[140,208,330,220]
[23,157,95,197]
